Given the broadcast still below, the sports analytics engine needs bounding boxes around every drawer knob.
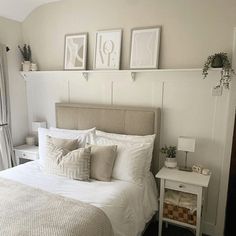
[179,184,185,188]
[22,153,26,157]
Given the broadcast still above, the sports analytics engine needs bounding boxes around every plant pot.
[165,158,177,168]
[22,61,31,72]
[211,55,223,68]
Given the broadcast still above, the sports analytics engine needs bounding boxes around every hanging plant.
[18,44,32,62]
[202,52,235,89]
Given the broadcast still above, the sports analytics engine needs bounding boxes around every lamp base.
[179,166,192,172]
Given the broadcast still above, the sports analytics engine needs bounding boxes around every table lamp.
[178,136,196,172]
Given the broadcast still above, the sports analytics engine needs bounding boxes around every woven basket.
[163,203,197,226]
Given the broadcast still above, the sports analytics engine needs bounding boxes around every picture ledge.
[20,68,221,82]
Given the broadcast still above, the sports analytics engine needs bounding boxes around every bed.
[0,103,161,236]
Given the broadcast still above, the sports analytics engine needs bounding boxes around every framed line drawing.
[94,29,122,70]
[64,33,88,70]
[130,26,161,69]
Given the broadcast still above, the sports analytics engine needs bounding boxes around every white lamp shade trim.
[178,136,196,152]
[32,121,47,132]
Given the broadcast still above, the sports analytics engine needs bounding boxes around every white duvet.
[0,161,158,236]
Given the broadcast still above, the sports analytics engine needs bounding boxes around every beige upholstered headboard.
[55,103,161,174]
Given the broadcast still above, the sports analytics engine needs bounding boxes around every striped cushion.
[44,136,91,180]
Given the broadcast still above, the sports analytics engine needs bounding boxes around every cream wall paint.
[25,70,226,235]
[0,16,28,145]
[22,0,236,70]
[20,0,236,235]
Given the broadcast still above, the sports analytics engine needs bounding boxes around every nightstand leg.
[196,188,203,236]
[159,179,164,236]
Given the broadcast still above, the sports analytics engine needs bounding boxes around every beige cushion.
[44,136,91,180]
[89,145,117,181]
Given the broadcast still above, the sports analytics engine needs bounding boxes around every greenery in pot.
[202,52,234,79]
[160,145,177,158]
[18,44,32,62]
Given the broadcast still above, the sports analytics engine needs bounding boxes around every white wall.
[22,0,236,70]
[25,70,226,235]
[0,16,28,145]
[20,0,236,235]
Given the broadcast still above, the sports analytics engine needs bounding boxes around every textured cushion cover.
[38,128,88,165]
[89,145,117,181]
[44,136,91,181]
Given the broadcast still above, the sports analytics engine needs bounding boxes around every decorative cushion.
[38,128,88,166]
[93,135,151,185]
[44,136,91,181]
[89,145,117,181]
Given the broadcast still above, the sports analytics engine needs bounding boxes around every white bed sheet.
[0,161,158,236]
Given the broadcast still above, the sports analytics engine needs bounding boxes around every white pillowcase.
[93,133,154,185]
[95,130,156,173]
[38,128,90,165]
[50,127,96,144]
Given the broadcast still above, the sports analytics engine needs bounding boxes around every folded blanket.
[164,190,197,213]
[0,177,113,236]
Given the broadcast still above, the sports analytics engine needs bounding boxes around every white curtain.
[0,43,15,170]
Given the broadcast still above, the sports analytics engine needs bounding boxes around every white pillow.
[93,135,152,185]
[50,127,96,144]
[38,128,88,165]
[95,130,156,173]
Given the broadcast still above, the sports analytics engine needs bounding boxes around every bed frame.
[55,103,161,177]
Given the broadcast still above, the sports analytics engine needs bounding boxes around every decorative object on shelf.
[18,44,32,72]
[32,121,47,145]
[94,29,122,70]
[202,52,235,89]
[192,164,203,174]
[25,136,36,146]
[130,26,161,69]
[160,145,177,168]
[202,168,211,176]
[178,136,196,172]
[30,63,38,71]
[64,33,88,70]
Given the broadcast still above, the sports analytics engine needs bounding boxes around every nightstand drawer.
[15,150,38,161]
[165,180,201,194]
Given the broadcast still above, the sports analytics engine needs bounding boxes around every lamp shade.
[32,121,47,132]
[178,136,195,152]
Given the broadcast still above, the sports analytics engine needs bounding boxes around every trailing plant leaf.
[202,52,234,79]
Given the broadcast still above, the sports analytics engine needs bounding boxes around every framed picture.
[94,29,122,70]
[64,33,88,70]
[130,26,161,69]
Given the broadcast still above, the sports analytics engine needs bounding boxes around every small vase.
[22,61,31,72]
[30,63,38,71]
[165,158,177,168]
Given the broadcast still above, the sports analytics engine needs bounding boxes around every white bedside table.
[156,167,210,236]
[14,145,39,165]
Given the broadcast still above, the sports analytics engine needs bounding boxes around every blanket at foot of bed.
[0,177,113,236]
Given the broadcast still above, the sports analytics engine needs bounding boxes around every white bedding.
[0,161,158,236]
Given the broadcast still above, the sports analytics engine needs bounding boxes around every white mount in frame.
[94,29,122,70]
[130,26,161,69]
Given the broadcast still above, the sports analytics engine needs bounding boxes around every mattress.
[0,161,158,236]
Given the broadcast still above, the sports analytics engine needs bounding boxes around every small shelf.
[20,68,221,82]
[162,217,196,229]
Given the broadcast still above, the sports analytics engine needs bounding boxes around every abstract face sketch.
[94,30,122,70]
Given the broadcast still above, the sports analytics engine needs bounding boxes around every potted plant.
[18,44,32,71]
[202,52,235,89]
[160,145,177,168]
